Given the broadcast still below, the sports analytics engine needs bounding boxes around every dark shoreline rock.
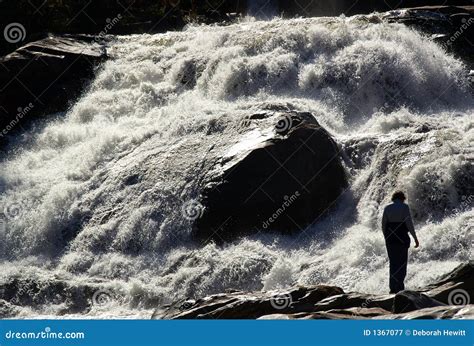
[383,6,474,69]
[392,291,445,313]
[153,285,344,319]
[0,263,471,318]
[153,262,474,320]
[0,1,244,56]
[0,35,106,149]
[193,111,348,242]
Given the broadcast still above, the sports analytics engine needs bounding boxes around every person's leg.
[387,242,398,293]
[387,243,407,293]
[396,245,409,291]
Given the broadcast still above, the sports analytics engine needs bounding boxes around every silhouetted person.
[382,191,419,294]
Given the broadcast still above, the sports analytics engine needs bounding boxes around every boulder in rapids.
[193,110,348,242]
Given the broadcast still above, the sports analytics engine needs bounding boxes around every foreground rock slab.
[259,305,473,320]
[155,262,473,319]
[153,285,344,319]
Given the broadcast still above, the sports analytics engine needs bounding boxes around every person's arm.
[405,206,419,248]
[382,208,388,235]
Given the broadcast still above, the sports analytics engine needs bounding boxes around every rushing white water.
[0,15,473,318]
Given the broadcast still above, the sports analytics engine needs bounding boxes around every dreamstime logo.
[275,114,293,134]
[95,14,123,42]
[181,199,203,221]
[92,289,114,306]
[3,23,26,43]
[443,17,474,48]
[262,191,300,229]
[351,297,374,318]
[0,103,34,138]
[270,293,292,310]
[4,326,85,340]
[452,194,473,214]
[448,289,470,306]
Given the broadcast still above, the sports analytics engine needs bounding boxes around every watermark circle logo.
[181,199,203,221]
[270,293,292,310]
[92,289,114,306]
[275,114,293,134]
[448,289,470,306]
[4,23,26,43]
[3,202,23,219]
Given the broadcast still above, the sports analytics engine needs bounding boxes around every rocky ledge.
[384,5,474,69]
[0,35,106,148]
[152,262,474,319]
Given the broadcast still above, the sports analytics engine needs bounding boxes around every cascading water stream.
[0,15,472,317]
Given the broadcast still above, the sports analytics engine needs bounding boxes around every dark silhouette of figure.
[382,191,420,293]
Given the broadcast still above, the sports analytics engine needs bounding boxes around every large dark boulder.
[0,35,106,147]
[193,111,348,242]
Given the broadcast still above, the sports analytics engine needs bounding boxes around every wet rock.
[153,285,344,319]
[392,290,445,313]
[194,110,348,242]
[383,6,474,68]
[259,307,392,319]
[154,262,473,320]
[261,305,474,320]
[382,305,474,319]
[0,35,106,146]
[423,262,474,304]
[313,292,394,312]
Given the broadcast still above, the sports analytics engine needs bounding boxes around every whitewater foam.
[0,15,472,317]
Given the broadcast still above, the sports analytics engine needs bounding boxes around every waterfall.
[0,15,472,317]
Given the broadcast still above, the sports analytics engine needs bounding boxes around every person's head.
[391,191,406,202]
